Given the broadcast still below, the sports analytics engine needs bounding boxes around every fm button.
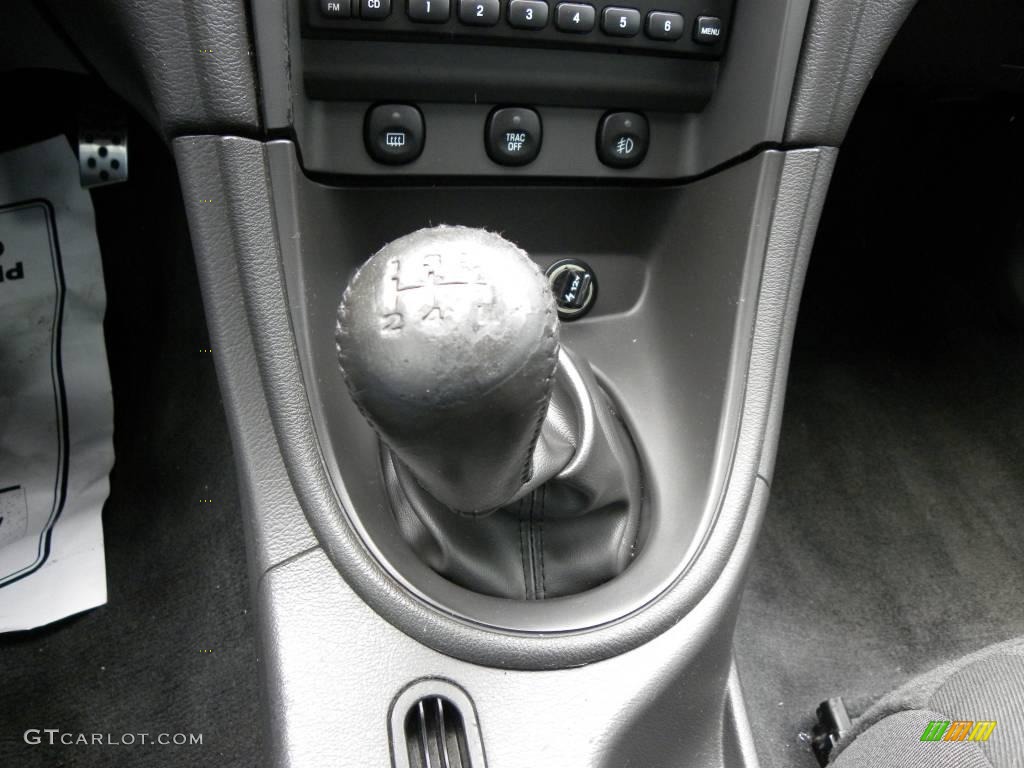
[486,107,542,166]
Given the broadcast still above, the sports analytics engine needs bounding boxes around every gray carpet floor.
[0,124,260,767]
[735,64,1024,766]
[736,325,1024,768]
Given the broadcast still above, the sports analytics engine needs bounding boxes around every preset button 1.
[408,0,450,22]
[486,107,542,166]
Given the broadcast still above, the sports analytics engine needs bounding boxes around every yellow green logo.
[920,721,997,742]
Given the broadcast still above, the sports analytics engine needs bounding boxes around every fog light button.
[596,111,649,169]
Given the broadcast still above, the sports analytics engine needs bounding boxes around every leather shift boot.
[383,346,644,599]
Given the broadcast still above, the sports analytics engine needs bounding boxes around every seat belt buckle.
[811,696,852,766]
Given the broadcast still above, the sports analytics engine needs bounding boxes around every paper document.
[0,137,114,631]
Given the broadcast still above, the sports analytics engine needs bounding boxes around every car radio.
[253,0,764,178]
[303,0,732,58]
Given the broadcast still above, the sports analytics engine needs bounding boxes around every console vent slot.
[405,696,470,768]
[390,680,487,768]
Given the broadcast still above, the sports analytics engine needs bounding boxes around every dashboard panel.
[255,0,811,178]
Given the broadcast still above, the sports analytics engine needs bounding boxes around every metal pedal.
[78,124,128,188]
[811,697,853,766]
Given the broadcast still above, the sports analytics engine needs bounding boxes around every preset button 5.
[601,7,640,36]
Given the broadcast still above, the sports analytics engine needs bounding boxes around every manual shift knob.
[336,225,559,514]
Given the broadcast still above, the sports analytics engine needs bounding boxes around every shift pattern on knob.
[378,252,497,337]
[336,225,559,514]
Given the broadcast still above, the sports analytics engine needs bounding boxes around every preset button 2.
[458,0,499,25]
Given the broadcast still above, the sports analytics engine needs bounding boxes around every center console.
[17,0,922,761]
[158,0,914,763]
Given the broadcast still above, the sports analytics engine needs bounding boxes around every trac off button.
[486,107,542,166]
[596,111,649,169]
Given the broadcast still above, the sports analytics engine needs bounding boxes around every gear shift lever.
[336,225,559,514]
[337,226,643,599]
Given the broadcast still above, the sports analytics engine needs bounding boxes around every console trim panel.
[173,134,836,667]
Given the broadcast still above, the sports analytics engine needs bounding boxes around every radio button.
[458,0,500,25]
[601,7,640,36]
[408,0,450,21]
[556,3,596,33]
[360,0,391,18]
[645,11,683,40]
[508,0,549,28]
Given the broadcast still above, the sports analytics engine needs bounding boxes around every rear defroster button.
[486,107,542,166]
[365,104,425,165]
